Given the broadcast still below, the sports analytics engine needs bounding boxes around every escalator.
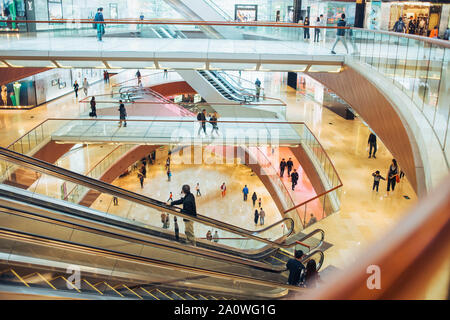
[197,70,254,103]
[0,147,326,297]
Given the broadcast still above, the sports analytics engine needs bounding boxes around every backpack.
[394,21,404,32]
[197,113,202,121]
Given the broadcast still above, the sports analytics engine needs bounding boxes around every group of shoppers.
[279,157,300,191]
[393,16,448,39]
[242,185,265,226]
[298,14,326,42]
[197,109,220,136]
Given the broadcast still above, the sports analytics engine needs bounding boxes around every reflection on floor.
[89,147,286,244]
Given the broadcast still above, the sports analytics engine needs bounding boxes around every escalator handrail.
[0,147,297,249]
[0,227,307,292]
[200,70,248,102]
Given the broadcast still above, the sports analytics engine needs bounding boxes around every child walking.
[372,170,386,192]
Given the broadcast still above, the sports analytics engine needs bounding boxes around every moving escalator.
[0,147,326,297]
[197,70,255,103]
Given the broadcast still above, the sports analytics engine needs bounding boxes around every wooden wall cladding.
[306,66,419,195]
[0,67,49,86]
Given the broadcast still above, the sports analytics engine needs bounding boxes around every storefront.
[0,0,26,31]
[369,1,449,37]
[0,68,103,109]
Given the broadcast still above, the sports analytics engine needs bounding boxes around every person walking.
[167,192,173,202]
[242,185,249,201]
[73,81,79,98]
[368,132,377,158]
[197,109,207,136]
[113,196,118,206]
[195,183,201,196]
[393,17,406,33]
[206,230,212,241]
[168,184,197,246]
[138,168,144,188]
[259,208,265,226]
[118,100,127,127]
[254,209,259,226]
[174,216,179,242]
[209,112,219,136]
[136,69,142,86]
[331,13,349,54]
[303,17,310,40]
[279,158,287,177]
[163,69,168,79]
[220,182,226,197]
[291,169,299,191]
[258,198,262,208]
[372,170,386,192]
[251,192,257,207]
[94,7,105,42]
[89,96,97,118]
[105,70,110,84]
[82,78,89,96]
[167,168,172,181]
[286,250,305,286]
[287,157,294,177]
[254,78,261,102]
[386,159,399,196]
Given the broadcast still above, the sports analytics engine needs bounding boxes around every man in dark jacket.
[393,17,406,33]
[197,109,207,136]
[168,184,197,246]
[291,169,299,191]
[280,158,287,177]
[368,132,377,159]
[331,13,349,54]
[286,250,305,286]
[118,100,127,127]
[287,157,294,177]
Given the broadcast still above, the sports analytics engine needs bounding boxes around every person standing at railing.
[89,96,97,118]
[168,184,197,246]
[303,17,310,40]
[136,70,142,86]
[118,100,127,127]
[220,182,227,197]
[330,13,349,54]
[94,7,105,42]
[306,214,317,227]
[313,17,321,42]
[255,78,261,102]
[291,169,299,191]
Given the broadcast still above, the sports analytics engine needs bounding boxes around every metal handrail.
[0,146,297,249]
[0,227,306,292]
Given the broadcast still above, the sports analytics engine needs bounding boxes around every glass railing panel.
[422,43,444,125]
[403,37,421,101]
[434,48,450,149]
[0,153,287,252]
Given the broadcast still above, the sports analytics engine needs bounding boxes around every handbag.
[395,174,400,183]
